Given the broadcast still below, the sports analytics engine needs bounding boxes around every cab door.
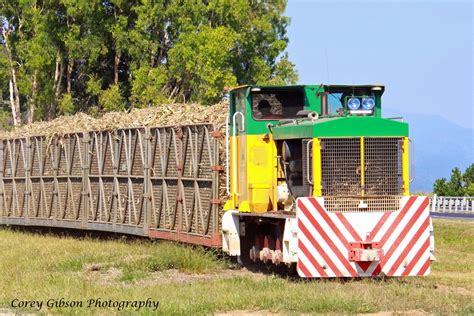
[229,89,248,210]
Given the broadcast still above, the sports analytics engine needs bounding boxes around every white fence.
[430,195,474,214]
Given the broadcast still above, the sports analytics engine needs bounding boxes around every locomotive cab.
[225,84,395,213]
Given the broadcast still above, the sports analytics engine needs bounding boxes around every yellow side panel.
[238,134,248,203]
[245,134,277,212]
[312,138,322,196]
[402,137,410,196]
[225,134,276,213]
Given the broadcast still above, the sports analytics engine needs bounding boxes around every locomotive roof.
[229,84,385,93]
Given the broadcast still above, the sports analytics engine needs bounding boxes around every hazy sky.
[286,0,473,129]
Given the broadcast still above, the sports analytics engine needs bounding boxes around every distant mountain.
[384,108,473,193]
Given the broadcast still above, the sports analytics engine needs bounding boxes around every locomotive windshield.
[251,89,305,120]
[328,92,344,115]
[325,86,379,115]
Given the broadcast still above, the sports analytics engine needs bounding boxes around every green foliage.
[130,65,169,107]
[86,77,103,96]
[447,167,465,196]
[167,26,238,103]
[463,164,474,186]
[265,53,299,85]
[0,0,297,121]
[99,84,125,112]
[0,109,12,131]
[433,178,449,196]
[433,163,474,196]
[58,93,75,115]
[1,0,58,122]
[465,183,474,196]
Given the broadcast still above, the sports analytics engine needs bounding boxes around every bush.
[433,164,474,196]
[58,93,75,115]
[99,84,126,112]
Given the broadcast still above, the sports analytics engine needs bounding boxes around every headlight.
[347,97,361,110]
[362,97,375,110]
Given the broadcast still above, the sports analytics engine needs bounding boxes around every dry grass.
[0,219,472,315]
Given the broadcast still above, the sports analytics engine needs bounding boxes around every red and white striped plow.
[296,196,432,278]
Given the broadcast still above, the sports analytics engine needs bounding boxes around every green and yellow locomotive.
[222,85,433,278]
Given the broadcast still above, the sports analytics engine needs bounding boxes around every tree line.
[433,164,474,196]
[0,0,297,127]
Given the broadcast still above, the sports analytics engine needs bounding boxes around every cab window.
[328,92,344,115]
[251,89,305,120]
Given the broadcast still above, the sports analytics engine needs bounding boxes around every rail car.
[0,84,435,278]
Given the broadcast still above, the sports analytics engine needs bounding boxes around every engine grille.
[320,137,403,212]
[321,138,361,196]
[365,138,403,196]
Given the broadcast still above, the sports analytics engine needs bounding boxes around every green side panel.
[304,85,324,114]
[271,122,313,139]
[374,94,382,117]
[272,117,409,139]
[230,88,248,135]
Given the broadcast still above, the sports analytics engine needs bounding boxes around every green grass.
[0,219,472,315]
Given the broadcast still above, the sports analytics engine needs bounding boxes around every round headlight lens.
[347,97,361,110]
[362,97,375,110]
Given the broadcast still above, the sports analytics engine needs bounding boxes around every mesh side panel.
[365,138,403,196]
[321,138,361,196]
[324,196,401,213]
